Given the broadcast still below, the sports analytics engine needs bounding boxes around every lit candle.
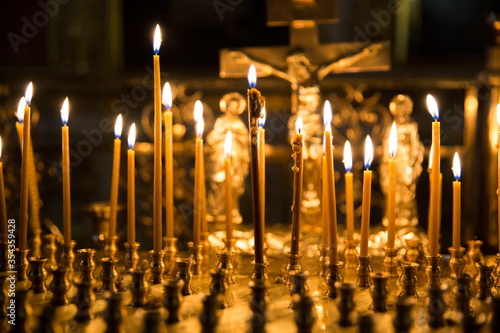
[343,141,354,242]
[224,131,233,247]
[258,107,266,230]
[163,82,175,239]
[247,64,265,265]
[497,104,500,254]
[321,144,329,250]
[109,114,122,241]
[360,135,373,256]
[427,94,440,256]
[0,136,7,242]
[153,24,163,252]
[452,152,461,250]
[323,101,338,264]
[387,122,398,248]
[291,117,304,255]
[19,83,32,250]
[14,97,25,241]
[193,100,204,248]
[127,123,137,245]
[60,97,71,244]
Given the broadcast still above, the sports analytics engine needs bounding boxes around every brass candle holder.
[28,257,47,293]
[216,251,235,285]
[149,249,165,284]
[42,234,57,268]
[104,235,118,258]
[251,260,269,283]
[123,242,140,275]
[399,262,419,298]
[283,252,303,283]
[448,247,466,279]
[129,264,149,307]
[427,284,447,328]
[371,272,389,312]
[14,248,30,282]
[188,241,204,276]
[78,248,96,282]
[383,247,400,278]
[426,255,443,287]
[99,257,119,292]
[74,278,95,323]
[317,245,329,277]
[163,236,178,273]
[49,266,69,306]
[475,262,495,300]
[164,279,184,324]
[495,253,500,291]
[325,261,344,299]
[344,239,358,269]
[59,240,76,283]
[289,271,309,310]
[356,255,373,288]
[175,257,194,296]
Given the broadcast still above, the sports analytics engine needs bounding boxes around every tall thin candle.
[343,141,354,242]
[452,152,461,250]
[497,104,500,254]
[153,24,162,252]
[224,131,233,247]
[163,83,174,238]
[427,94,441,256]
[61,97,71,244]
[258,107,266,231]
[127,123,137,244]
[109,114,122,241]
[387,122,398,248]
[0,137,7,242]
[19,83,32,250]
[290,117,304,255]
[193,101,204,248]
[360,135,373,256]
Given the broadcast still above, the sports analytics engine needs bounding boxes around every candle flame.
[224,131,232,158]
[343,140,352,172]
[17,97,26,123]
[248,64,257,88]
[194,100,204,138]
[258,106,266,128]
[114,114,123,138]
[128,123,136,149]
[162,82,172,109]
[296,116,303,134]
[429,143,434,169]
[61,97,69,125]
[0,136,2,159]
[323,100,332,131]
[452,152,461,180]
[25,82,33,105]
[426,94,439,120]
[364,135,373,168]
[497,104,500,126]
[153,24,161,54]
[389,121,398,158]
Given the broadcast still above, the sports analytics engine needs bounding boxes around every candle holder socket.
[399,261,419,298]
[289,271,309,310]
[404,238,426,269]
[123,242,140,275]
[217,251,235,284]
[188,241,204,276]
[251,260,269,283]
[426,255,443,287]
[129,263,149,307]
[42,234,57,269]
[99,257,119,292]
[149,250,165,285]
[104,235,119,258]
[356,255,373,288]
[175,257,194,296]
[49,266,69,306]
[448,247,466,279]
[325,261,344,299]
[393,297,415,333]
[293,294,316,333]
[317,245,329,277]
[466,239,484,265]
[74,278,96,323]
[344,240,358,269]
[28,256,48,293]
[164,279,184,324]
[495,253,500,291]
[283,252,303,283]
[249,280,268,333]
[455,273,474,318]
[0,241,8,272]
[209,268,229,309]
[427,284,447,328]
[78,248,96,282]
[475,262,495,300]
[336,282,356,327]
[59,240,76,284]
[383,247,400,278]
[370,272,389,312]
[163,237,178,275]
[14,248,30,282]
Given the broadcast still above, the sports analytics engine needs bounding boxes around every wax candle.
[258,107,266,230]
[153,24,163,252]
[323,101,338,264]
[109,114,122,241]
[0,137,7,242]
[427,94,441,256]
[127,123,137,244]
[162,82,174,239]
[452,152,461,250]
[193,100,204,248]
[224,131,233,247]
[343,140,354,242]
[61,97,71,244]
[19,83,32,250]
[387,122,398,248]
[360,135,373,256]
[322,152,329,250]
[497,104,500,254]
[247,65,265,264]
[291,117,304,255]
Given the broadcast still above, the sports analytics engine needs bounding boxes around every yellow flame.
[0,136,2,159]
[497,104,500,126]
[194,100,204,138]
[364,135,373,168]
[248,64,257,87]
[224,131,232,157]
[258,106,266,127]
[323,100,332,131]
[25,82,33,105]
[162,82,172,109]
[17,97,26,122]
[153,24,162,53]
[343,140,352,171]
[426,94,439,119]
[114,114,123,138]
[128,123,136,149]
[389,121,398,158]
[452,152,461,180]
[296,116,303,134]
[61,97,69,124]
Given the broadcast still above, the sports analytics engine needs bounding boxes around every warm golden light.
[258,106,266,127]
[0,136,3,159]
[25,82,33,105]
[162,82,172,109]
[364,135,373,168]
[429,143,434,169]
[194,100,204,138]
[114,114,123,138]
[343,140,352,172]
[16,97,26,123]
[61,97,69,125]
[323,100,332,132]
[128,123,136,149]
[426,94,439,120]
[296,116,303,134]
[453,152,461,180]
[389,121,398,158]
[153,24,162,54]
[496,104,500,126]
[248,64,257,88]
[224,131,233,158]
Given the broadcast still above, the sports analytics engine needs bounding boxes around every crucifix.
[219,0,391,221]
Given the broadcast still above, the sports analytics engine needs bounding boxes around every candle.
[60,97,71,244]
[247,64,266,264]
[497,104,500,254]
[224,131,233,246]
[343,141,354,242]
[427,94,441,256]
[163,83,175,238]
[322,153,329,249]
[193,100,204,248]
[323,101,338,264]
[258,107,266,230]
[291,117,304,255]
[387,122,398,248]
[109,114,122,241]
[360,135,373,256]
[127,123,137,244]
[19,83,32,250]
[153,24,163,252]
[0,136,7,242]
[452,152,461,250]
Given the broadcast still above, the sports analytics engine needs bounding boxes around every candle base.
[209,268,230,309]
[78,248,96,282]
[42,234,57,269]
[74,278,96,323]
[344,240,358,269]
[28,256,48,293]
[217,251,235,285]
[123,242,140,275]
[251,260,269,283]
[383,247,400,278]
[175,257,194,296]
[371,272,389,312]
[448,247,466,279]
[427,284,447,328]
[318,245,329,277]
[60,240,76,287]
[188,242,204,276]
[289,271,309,310]
[399,262,419,298]
[163,280,184,323]
[130,264,148,308]
[14,248,30,282]
[149,250,165,285]
[0,241,8,272]
[455,273,474,318]
[50,266,69,306]
[495,253,500,291]
[426,255,443,287]
[99,257,119,292]
[30,228,42,258]
[163,237,178,277]
[283,252,303,283]
[325,261,344,299]
[337,282,356,327]
[104,235,119,258]
[475,262,495,300]
[249,280,268,332]
[356,255,373,288]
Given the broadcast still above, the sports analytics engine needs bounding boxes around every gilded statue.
[206,93,249,224]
